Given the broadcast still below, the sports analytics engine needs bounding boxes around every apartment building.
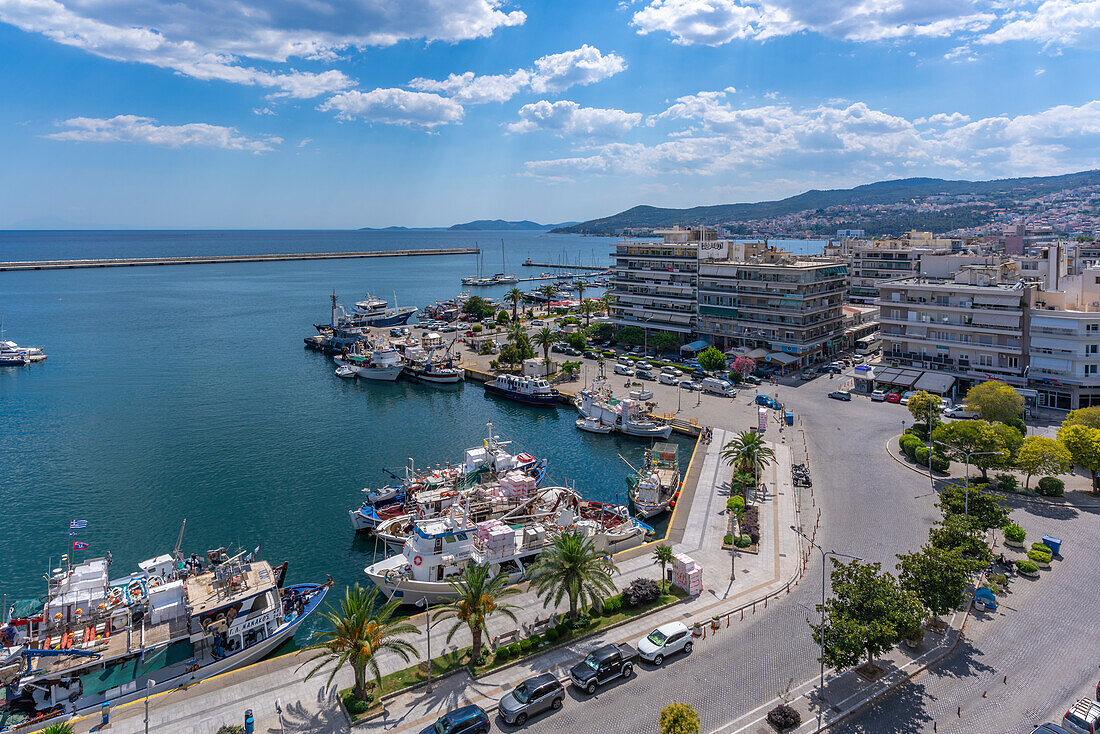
[824,231,959,304]
[1027,265,1100,410]
[877,264,1037,396]
[697,255,849,368]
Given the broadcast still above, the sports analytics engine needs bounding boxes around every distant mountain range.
[551,170,1100,236]
[448,219,579,231]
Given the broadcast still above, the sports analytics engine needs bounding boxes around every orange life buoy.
[413,555,423,566]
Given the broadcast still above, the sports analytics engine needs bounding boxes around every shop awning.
[914,373,956,394]
[746,348,770,359]
[872,367,922,388]
[765,352,798,365]
[679,340,710,355]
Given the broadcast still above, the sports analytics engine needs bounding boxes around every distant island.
[448,219,579,231]
[552,170,1100,237]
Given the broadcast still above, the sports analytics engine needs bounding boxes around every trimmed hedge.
[930,453,950,472]
[1027,549,1052,564]
[1016,559,1039,573]
[727,495,745,513]
[1003,523,1026,543]
[1031,542,1053,554]
[1037,476,1065,496]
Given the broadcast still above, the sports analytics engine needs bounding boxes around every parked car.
[614,364,635,376]
[389,327,404,337]
[755,394,782,409]
[740,374,762,386]
[562,347,581,356]
[701,377,736,396]
[938,397,953,411]
[661,366,683,378]
[635,361,652,370]
[944,403,979,419]
[1063,699,1100,734]
[1032,725,1076,734]
[631,346,645,355]
[498,673,564,726]
[441,325,457,332]
[658,372,678,385]
[551,343,566,354]
[636,621,692,666]
[885,392,902,403]
[817,364,843,374]
[420,705,490,734]
[569,643,637,694]
[531,320,546,326]
[827,390,852,401]
[899,390,917,405]
[617,355,634,366]
[583,350,599,360]
[636,369,656,381]
[678,379,700,390]
[799,370,815,381]
[871,389,887,402]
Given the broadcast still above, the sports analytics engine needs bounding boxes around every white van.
[614,363,635,376]
[658,372,678,385]
[701,377,735,397]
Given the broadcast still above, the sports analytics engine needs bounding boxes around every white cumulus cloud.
[508,101,642,137]
[319,88,465,129]
[43,115,282,153]
[409,45,626,104]
[978,0,1100,48]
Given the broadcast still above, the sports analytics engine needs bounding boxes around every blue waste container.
[784,411,794,426]
[1041,535,1062,555]
[101,701,110,726]
[244,709,254,734]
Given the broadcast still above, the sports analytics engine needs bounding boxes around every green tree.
[565,332,587,351]
[1062,406,1100,430]
[506,287,524,321]
[462,295,494,320]
[1057,423,1100,494]
[496,309,510,325]
[301,584,419,702]
[651,332,683,353]
[696,346,727,373]
[433,564,520,663]
[533,326,555,362]
[721,430,776,476]
[907,391,940,426]
[1015,435,1072,490]
[964,381,1024,423]
[575,281,587,311]
[578,299,596,327]
[538,284,557,315]
[614,326,645,346]
[585,321,614,342]
[928,513,992,564]
[935,483,1009,530]
[810,560,923,670]
[527,529,618,620]
[600,292,615,315]
[932,420,1021,481]
[652,545,674,592]
[896,545,979,622]
[658,702,700,734]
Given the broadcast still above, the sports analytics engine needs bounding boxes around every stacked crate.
[499,470,535,500]
[671,552,703,596]
[476,519,516,558]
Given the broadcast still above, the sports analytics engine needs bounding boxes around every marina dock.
[0,247,479,271]
[521,260,607,271]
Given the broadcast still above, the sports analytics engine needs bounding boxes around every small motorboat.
[576,416,613,434]
[334,365,357,378]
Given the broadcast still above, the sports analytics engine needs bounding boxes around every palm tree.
[575,281,586,314]
[533,326,555,362]
[527,529,618,620]
[433,564,520,662]
[539,284,557,315]
[720,430,776,477]
[652,545,674,592]
[600,293,616,316]
[508,321,527,345]
[507,287,524,321]
[40,725,75,734]
[579,299,596,328]
[300,584,419,702]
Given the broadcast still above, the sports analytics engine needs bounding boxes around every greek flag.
[70,520,88,529]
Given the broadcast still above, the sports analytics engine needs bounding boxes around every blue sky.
[1,0,1098,228]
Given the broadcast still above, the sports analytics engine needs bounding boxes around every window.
[1088,344,1099,355]
[890,309,902,320]
[978,355,993,367]
[1088,323,1100,332]
[1005,356,1019,368]
[1088,365,1099,376]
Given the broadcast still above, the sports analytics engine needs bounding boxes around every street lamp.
[788,526,860,702]
[937,442,1002,516]
[416,597,433,694]
[144,679,154,734]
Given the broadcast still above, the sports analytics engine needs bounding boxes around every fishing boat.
[484,374,559,407]
[574,387,672,439]
[364,500,652,605]
[0,543,327,730]
[334,342,403,381]
[334,365,356,378]
[625,443,682,518]
[575,416,613,434]
[402,343,464,385]
[313,292,416,335]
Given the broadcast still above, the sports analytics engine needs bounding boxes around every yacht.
[484,374,559,407]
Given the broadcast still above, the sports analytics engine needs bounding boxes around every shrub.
[602,594,623,614]
[494,644,511,660]
[735,534,752,548]
[545,627,560,642]
[1004,416,1026,436]
[742,506,761,544]
[727,496,745,513]
[1016,559,1039,573]
[1031,542,1053,554]
[471,324,483,333]
[907,422,930,441]
[555,622,571,639]
[519,637,534,652]
[1003,523,1026,543]
[723,533,733,546]
[341,692,373,716]
[1037,476,1065,496]
[575,613,592,628]
[994,473,1018,492]
[899,434,921,452]
[507,642,521,657]
[1027,549,1052,564]
[479,340,494,355]
[216,727,245,734]
[767,704,802,730]
[496,310,510,324]
[623,577,662,607]
[914,446,931,466]
[930,453,950,473]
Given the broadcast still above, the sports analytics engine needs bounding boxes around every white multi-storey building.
[842,231,956,304]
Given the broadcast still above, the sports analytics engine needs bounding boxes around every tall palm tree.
[300,584,419,702]
[575,281,586,314]
[600,293,616,316]
[720,430,776,477]
[533,326,555,362]
[539,284,557,315]
[507,287,524,321]
[579,299,596,328]
[433,564,520,662]
[40,725,75,734]
[527,529,618,620]
[652,545,674,592]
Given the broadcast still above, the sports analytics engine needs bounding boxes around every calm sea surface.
[0,231,824,635]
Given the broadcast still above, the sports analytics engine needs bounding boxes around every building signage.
[757,407,768,432]
[698,240,729,261]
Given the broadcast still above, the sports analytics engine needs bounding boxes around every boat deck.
[30,616,188,676]
[187,562,275,615]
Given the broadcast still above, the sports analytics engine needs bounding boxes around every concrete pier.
[0,247,479,271]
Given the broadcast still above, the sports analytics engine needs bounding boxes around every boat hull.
[408,368,464,385]
[484,382,559,406]
[620,424,673,439]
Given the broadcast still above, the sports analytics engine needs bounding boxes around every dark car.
[740,374,762,385]
[569,643,637,694]
[421,705,490,734]
[1032,725,1075,734]
[498,673,564,726]
[827,390,852,401]
[583,350,599,360]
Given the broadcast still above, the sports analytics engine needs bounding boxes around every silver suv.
[1063,698,1100,734]
[498,673,564,726]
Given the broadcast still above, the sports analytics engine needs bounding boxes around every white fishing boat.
[365,500,652,605]
[335,342,404,381]
[334,365,356,378]
[575,387,672,439]
[0,540,327,730]
[626,443,682,518]
[575,416,613,434]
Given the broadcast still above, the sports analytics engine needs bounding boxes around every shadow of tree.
[829,677,934,734]
[271,685,350,733]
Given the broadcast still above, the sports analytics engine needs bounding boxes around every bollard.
[957,707,961,718]
[101,701,110,727]
[245,708,255,734]
[1003,675,1007,685]
[934,722,937,732]
[982,691,987,698]
[752,602,756,613]
[727,615,730,627]
[740,609,744,620]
